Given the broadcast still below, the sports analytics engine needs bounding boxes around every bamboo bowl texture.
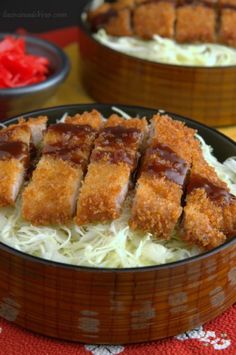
[78,2,236,127]
[0,103,236,344]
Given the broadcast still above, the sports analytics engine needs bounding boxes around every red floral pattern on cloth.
[0,304,235,354]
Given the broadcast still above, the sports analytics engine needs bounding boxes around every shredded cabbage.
[94,29,236,67]
[0,195,201,268]
[0,117,235,268]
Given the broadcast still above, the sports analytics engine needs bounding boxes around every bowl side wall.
[78,27,236,127]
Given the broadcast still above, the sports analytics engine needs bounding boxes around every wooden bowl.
[78,1,236,127]
[0,103,236,344]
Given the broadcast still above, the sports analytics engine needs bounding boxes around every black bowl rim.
[1,103,236,273]
[78,0,236,71]
[0,33,70,96]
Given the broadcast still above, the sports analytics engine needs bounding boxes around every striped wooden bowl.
[0,103,235,344]
[78,1,236,127]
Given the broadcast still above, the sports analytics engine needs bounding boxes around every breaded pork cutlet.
[0,117,47,207]
[133,2,176,39]
[88,1,134,36]
[219,0,236,47]
[76,114,147,225]
[22,110,102,225]
[20,116,47,146]
[129,114,195,239]
[181,139,236,249]
[176,4,216,43]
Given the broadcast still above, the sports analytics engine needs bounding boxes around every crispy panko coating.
[88,0,135,35]
[22,111,102,225]
[21,116,48,146]
[219,0,236,6]
[0,160,24,207]
[76,162,130,224]
[129,114,195,239]
[22,156,83,225]
[181,140,236,249]
[219,9,236,47]
[0,124,31,145]
[65,110,102,130]
[133,2,176,39]
[0,121,34,207]
[76,115,147,225]
[176,5,216,43]
[104,9,133,36]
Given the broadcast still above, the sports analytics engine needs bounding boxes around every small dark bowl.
[0,33,70,119]
[0,103,235,344]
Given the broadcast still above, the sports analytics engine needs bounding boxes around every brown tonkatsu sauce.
[143,143,189,186]
[91,125,142,167]
[0,141,28,164]
[43,145,86,169]
[43,123,96,169]
[49,123,96,136]
[188,174,235,204]
[99,126,141,146]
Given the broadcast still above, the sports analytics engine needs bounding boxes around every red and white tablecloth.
[0,304,235,354]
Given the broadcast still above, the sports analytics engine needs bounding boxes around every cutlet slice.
[104,8,133,36]
[76,114,147,225]
[133,2,176,39]
[88,1,134,36]
[21,116,47,146]
[130,114,195,239]
[181,139,236,249]
[22,110,102,225]
[176,4,216,43]
[219,6,236,47]
[0,122,32,207]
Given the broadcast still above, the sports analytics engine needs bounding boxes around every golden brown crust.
[130,174,183,238]
[150,114,195,164]
[181,138,236,249]
[219,0,236,7]
[65,110,103,130]
[104,9,133,37]
[176,5,216,43]
[0,121,33,206]
[133,2,176,39]
[76,115,147,225]
[181,189,226,249]
[219,9,236,47]
[22,111,102,225]
[130,114,195,238]
[22,156,83,225]
[0,160,24,207]
[76,162,130,224]
[105,114,147,131]
[0,124,31,145]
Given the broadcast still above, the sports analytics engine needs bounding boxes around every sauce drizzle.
[0,141,28,162]
[49,123,95,136]
[143,143,189,186]
[188,174,235,204]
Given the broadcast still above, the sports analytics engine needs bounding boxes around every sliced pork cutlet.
[133,2,176,39]
[22,110,102,225]
[76,114,147,225]
[176,3,216,43]
[181,138,236,249]
[219,0,236,47]
[0,122,32,207]
[130,114,195,239]
[88,1,134,36]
